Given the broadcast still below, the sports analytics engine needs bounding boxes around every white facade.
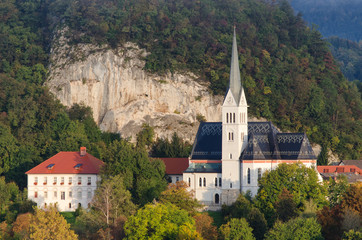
[27,173,100,212]
[168,174,183,184]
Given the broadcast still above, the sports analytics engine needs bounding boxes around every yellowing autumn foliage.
[29,206,77,240]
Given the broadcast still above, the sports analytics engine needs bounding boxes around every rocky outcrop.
[46,35,223,141]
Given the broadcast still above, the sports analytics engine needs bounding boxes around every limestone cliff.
[46,34,223,141]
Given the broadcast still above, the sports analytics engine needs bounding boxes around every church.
[183,29,317,210]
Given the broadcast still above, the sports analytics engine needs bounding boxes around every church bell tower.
[221,27,248,205]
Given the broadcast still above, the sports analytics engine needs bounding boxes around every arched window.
[258,168,262,181]
[219,178,222,187]
[215,178,218,187]
[230,183,232,188]
[215,194,220,204]
[199,178,202,187]
[233,113,235,123]
[188,177,191,187]
[69,203,71,209]
[230,153,232,159]
[203,178,206,187]
[226,113,229,123]
[247,168,251,184]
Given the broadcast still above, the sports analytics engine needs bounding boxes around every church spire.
[229,26,242,104]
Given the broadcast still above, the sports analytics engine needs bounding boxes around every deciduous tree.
[29,206,77,240]
[219,218,255,240]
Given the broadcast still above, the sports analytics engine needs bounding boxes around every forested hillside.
[328,37,362,85]
[290,0,362,42]
[0,0,361,191]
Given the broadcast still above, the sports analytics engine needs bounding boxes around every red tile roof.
[26,150,104,174]
[317,165,362,175]
[159,158,189,175]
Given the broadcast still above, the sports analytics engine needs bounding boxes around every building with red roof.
[159,158,189,183]
[26,147,104,212]
[317,165,362,183]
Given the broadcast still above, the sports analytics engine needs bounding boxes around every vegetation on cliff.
[0,0,361,172]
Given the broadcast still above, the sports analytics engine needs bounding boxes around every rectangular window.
[233,113,235,123]
[215,177,218,187]
[226,113,228,123]
[219,178,222,187]
[87,177,91,185]
[78,177,82,185]
[69,203,72,209]
[69,177,72,185]
[53,177,57,185]
[61,177,64,185]
[54,191,57,198]
[69,191,72,198]
[61,191,65,200]
[34,177,38,185]
[87,191,92,199]
[78,191,82,198]
[34,192,38,198]
[176,177,179,182]
[188,177,191,187]
[247,168,251,184]
[44,191,48,199]
[44,177,47,185]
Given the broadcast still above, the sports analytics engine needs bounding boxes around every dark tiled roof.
[190,121,316,161]
[340,160,362,169]
[190,122,222,160]
[184,163,222,173]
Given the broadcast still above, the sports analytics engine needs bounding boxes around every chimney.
[80,147,86,156]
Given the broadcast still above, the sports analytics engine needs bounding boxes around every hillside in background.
[290,0,362,42]
[328,37,362,86]
[0,0,361,187]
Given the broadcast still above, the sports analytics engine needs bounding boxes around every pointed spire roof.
[229,27,242,103]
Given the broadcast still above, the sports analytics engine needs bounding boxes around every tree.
[265,217,323,240]
[341,183,362,216]
[342,229,362,240]
[91,175,136,225]
[193,213,218,240]
[222,194,252,220]
[12,212,32,239]
[255,163,327,225]
[159,181,201,215]
[136,124,154,149]
[29,206,77,240]
[124,203,200,240]
[247,208,267,240]
[317,205,344,240]
[275,188,298,222]
[328,175,349,207]
[219,218,256,240]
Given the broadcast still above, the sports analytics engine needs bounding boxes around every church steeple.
[229,27,242,104]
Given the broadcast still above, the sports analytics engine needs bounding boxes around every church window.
[219,178,222,187]
[215,178,218,187]
[215,194,220,204]
[203,178,206,187]
[229,153,232,159]
[199,178,202,187]
[228,132,234,141]
[230,183,232,188]
[176,177,179,182]
[258,168,262,181]
[226,113,229,123]
[188,178,191,187]
[69,203,72,209]
[247,168,251,184]
[233,113,235,123]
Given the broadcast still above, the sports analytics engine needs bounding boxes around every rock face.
[47,36,223,142]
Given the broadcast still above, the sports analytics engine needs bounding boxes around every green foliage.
[29,206,78,240]
[124,203,200,240]
[275,188,298,222]
[102,139,167,205]
[255,163,327,226]
[328,175,350,207]
[222,194,252,220]
[136,123,154,149]
[342,229,362,240]
[247,208,268,240]
[219,218,256,240]
[159,181,202,215]
[265,217,324,240]
[151,132,192,158]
